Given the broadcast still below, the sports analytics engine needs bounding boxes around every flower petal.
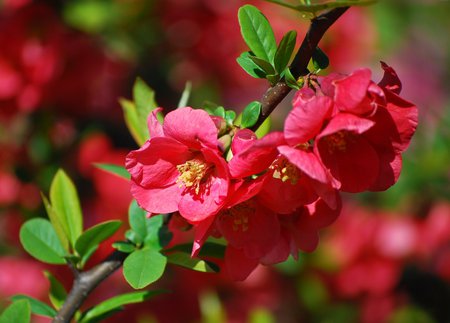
[334,68,372,114]
[378,61,402,94]
[147,107,164,138]
[163,107,218,149]
[131,183,181,214]
[285,96,333,146]
[225,246,259,281]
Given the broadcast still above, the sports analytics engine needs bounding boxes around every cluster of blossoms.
[126,62,418,280]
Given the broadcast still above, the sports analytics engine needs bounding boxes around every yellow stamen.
[176,158,211,195]
[270,157,299,185]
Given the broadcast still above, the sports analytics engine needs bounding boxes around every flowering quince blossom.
[126,107,230,223]
[126,63,418,281]
[286,62,418,192]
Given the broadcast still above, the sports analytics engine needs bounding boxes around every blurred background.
[0,0,449,322]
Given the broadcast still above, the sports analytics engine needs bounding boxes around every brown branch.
[51,6,349,323]
[249,6,349,132]
[52,251,128,323]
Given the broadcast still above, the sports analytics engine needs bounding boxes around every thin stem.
[51,6,349,323]
[249,6,349,132]
[52,251,128,323]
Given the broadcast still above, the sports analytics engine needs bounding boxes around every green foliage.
[112,241,136,253]
[249,56,276,75]
[93,163,130,181]
[79,291,165,323]
[166,241,226,259]
[263,0,377,14]
[10,295,56,318]
[284,68,304,90]
[238,5,277,62]
[120,78,159,146]
[274,30,297,73]
[166,252,219,273]
[75,221,122,258]
[19,218,66,265]
[237,52,267,78]
[0,300,31,323]
[50,169,83,249]
[43,271,67,310]
[41,193,69,252]
[123,249,167,289]
[241,101,262,128]
[312,47,330,70]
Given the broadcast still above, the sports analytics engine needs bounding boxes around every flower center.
[270,156,299,185]
[176,158,211,195]
[323,131,351,153]
[227,202,255,232]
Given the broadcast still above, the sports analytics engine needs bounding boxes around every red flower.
[288,63,418,192]
[126,107,229,223]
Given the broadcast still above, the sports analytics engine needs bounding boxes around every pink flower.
[126,107,229,223]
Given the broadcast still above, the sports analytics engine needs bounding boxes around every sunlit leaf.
[123,249,167,289]
[75,221,122,257]
[19,218,66,265]
[0,299,31,323]
[238,5,277,62]
[41,193,69,252]
[50,169,83,248]
[241,101,262,128]
[10,295,56,318]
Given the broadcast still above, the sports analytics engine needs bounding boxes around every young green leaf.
[0,300,30,323]
[123,249,167,289]
[50,169,83,248]
[238,5,277,62]
[79,291,165,323]
[19,218,66,265]
[133,77,158,124]
[119,98,147,146]
[225,110,237,125]
[177,81,192,108]
[93,163,130,181]
[237,52,267,79]
[41,193,69,252]
[213,106,225,118]
[144,214,173,250]
[166,252,218,273]
[241,101,262,128]
[75,220,122,257]
[43,271,67,310]
[248,56,276,75]
[10,295,56,318]
[274,30,297,73]
[112,241,136,253]
[312,47,330,71]
[284,68,303,90]
[128,200,147,241]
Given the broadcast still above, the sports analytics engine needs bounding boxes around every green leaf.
[80,291,165,323]
[41,193,69,252]
[238,5,277,62]
[75,220,122,257]
[0,300,30,323]
[19,218,66,264]
[284,68,302,90]
[123,249,167,289]
[241,101,262,128]
[112,241,136,253]
[79,245,98,268]
[312,47,329,70]
[263,0,376,14]
[248,56,276,75]
[177,81,192,108]
[43,271,67,310]
[255,116,272,138]
[50,169,83,248]
[133,77,158,125]
[93,163,130,181]
[144,215,173,250]
[266,74,280,85]
[213,106,225,118]
[125,230,141,245]
[119,98,147,146]
[225,110,237,125]
[274,30,297,73]
[237,52,267,78]
[166,252,218,273]
[128,200,147,242]
[10,295,56,318]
